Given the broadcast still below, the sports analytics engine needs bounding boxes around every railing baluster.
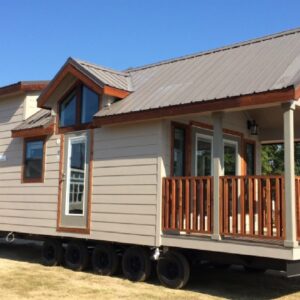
[193,179,197,231]
[248,178,254,235]
[224,178,229,234]
[258,178,263,236]
[178,179,183,231]
[171,179,176,230]
[266,178,272,237]
[165,179,170,230]
[240,177,245,235]
[232,178,237,234]
[206,178,211,233]
[200,179,204,232]
[185,179,190,233]
[275,178,280,238]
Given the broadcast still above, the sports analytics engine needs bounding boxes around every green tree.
[262,143,300,175]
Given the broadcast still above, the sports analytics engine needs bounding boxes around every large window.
[172,123,187,176]
[195,134,239,176]
[59,84,99,128]
[23,138,45,183]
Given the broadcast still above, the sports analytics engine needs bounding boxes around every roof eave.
[93,87,296,127]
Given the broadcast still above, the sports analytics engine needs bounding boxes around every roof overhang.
[93,86,296,126]
[37,59,131,109]
[0,81,48,98]
[11,123,55,138]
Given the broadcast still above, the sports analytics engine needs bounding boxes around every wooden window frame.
[170,122,191,176]
[57,81,102,134]
[22,136,46,184]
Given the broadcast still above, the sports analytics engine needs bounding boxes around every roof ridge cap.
[126,27,300,73]
[73,58,130,77]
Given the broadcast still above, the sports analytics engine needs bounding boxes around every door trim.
[56,129,94,234]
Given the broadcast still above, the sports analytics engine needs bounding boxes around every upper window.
[23,138,45,183]
[59,84,99,128]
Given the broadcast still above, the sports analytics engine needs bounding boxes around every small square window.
[23,138,45,183]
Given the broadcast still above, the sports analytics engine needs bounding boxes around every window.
[60,93,76,127]
[172,123,187,176]
[81,86,99,123]
[196,135,212,176]
[224,141,238,176]
[195,134,239,176]
[59,84,99,128]
[66,136,87,215]
[23,138,45,183]
[245,141,255,175]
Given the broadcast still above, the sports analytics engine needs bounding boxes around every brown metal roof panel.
[13,109,52,131]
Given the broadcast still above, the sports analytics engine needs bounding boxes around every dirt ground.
[1,240,300,299]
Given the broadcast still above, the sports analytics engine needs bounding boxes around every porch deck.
[162,176,300,243]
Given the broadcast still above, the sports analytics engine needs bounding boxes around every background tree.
[262,143,300,175]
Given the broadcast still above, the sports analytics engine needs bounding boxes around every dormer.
[37,58,132,133]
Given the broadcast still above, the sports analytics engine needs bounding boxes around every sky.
[1,0,300,86]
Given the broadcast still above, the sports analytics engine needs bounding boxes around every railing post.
[282,101,298,247]
[212,112,224,240]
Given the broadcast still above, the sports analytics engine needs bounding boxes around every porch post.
[212,112,224,240]
[282,101,298,247]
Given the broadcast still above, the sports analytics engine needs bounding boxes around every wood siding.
[0,95,60,236]
[91,122,161,246]
[0,93,161,246]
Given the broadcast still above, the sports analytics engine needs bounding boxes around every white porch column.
[212,112,224,240]
[282,101,298,248]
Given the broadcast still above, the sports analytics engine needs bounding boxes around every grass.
[1,240,300,299]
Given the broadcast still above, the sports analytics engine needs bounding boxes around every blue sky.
[1,0,300,86]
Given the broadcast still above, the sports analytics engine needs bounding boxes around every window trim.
[57,81,102,133]
[22,136,46,183]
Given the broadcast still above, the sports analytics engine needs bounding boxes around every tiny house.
[3,28,300,288]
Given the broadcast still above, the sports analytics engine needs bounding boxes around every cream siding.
[91,121,161,246]
[0,94,61,237]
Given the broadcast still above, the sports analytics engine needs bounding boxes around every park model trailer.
[3,28,300,289]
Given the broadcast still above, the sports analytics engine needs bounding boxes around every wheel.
[244,266,266,273]
[213,263,230,269]
[122,246,152,282]
[64,241,89,271]
[92,244,119,276]
[157,250,190,289]
[41,239,63,266]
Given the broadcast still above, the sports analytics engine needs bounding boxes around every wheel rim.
[45,246,55,260]
[165,261,179,280]
[97,251,109,269]
[129,256,141,274]
[70,248,80,264]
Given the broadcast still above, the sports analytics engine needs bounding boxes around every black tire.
[65,241,89,271]
[92,244,119,276]
[244,266,266,273]
[41,239,63,267]
[157,250,190,289]
[122,246,152,282]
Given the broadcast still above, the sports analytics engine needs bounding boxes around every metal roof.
[71,58,132,91]
[13,109,53,131]
[0,81,49,97]
[95,27,300,118]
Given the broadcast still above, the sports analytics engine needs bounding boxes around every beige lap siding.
[0,95,60,236]
[91,121,161,247]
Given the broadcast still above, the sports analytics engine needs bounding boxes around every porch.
[161,101,300,248]
[162,175,300,242]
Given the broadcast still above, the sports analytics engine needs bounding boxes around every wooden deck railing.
[220,176,285,239]
[162,177,213,234]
